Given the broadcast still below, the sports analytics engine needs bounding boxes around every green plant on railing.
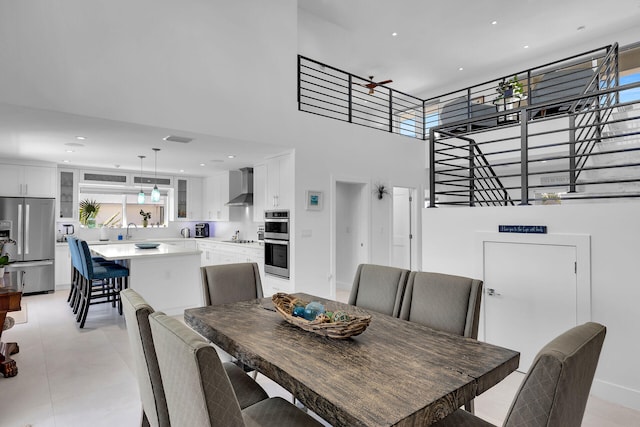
[494,75,524,104]
[79,199,101,226]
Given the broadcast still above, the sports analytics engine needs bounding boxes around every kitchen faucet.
[126,223,137,240]
[233,230,240,240]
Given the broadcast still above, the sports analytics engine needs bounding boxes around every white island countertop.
[90,242,201,261]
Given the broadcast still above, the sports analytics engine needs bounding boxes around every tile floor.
[2,291,639,427]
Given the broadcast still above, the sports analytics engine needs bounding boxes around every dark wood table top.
[185,293,519,427]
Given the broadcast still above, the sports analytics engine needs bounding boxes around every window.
[620,72,640,103]
[79,187,169,228]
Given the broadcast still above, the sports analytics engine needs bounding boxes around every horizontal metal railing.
[298,55,425,138]
[429,81,640,207]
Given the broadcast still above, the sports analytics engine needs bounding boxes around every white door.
[392,187,414,269]
[484,241,577,372]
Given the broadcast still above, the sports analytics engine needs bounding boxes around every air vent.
[163,135,193,144]
[83,172,127,183]
[133,176,172,186]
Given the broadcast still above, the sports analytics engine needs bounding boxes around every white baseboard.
[591,378,640,411]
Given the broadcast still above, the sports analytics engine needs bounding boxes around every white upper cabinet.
[174,176,203,221]
[0,162,56,197]
[252,163,266,222]
[265,153,293,210]
[203,171,241,221]
[57,168,78,220]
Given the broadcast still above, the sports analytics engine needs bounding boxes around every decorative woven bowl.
[272,293,371,339]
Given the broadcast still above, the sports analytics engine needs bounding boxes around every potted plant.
[0,238,15,276]
[140,209,151,227]
[494,75,524,104]
[79,199,101,228]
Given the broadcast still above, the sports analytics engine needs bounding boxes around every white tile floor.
[2,291,639,427]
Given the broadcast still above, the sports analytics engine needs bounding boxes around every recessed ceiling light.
[491,21,497,25]
[524,45,529,49]
[75,136,86,140]
[458,67,464,71]
[200,163,205,166]
[391,32,398,37]
[63,160,70,163]
[179,169,185,173]
[65,149,74,153]
[227,155,236,159]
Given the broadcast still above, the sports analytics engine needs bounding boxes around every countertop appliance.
[0,197,55,294]
[195,223,209,238]
[180,227,191,238]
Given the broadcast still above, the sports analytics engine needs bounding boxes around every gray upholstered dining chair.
[200,263,263,306]
[149,311,323,427]
[399,271,483,339]
[400,271,483,413]
[430,322,607,427]
[121,289,269,427]
[348,263,410,317]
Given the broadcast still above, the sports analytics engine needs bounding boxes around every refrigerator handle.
[25,203,30,255]
[17,203,23,255]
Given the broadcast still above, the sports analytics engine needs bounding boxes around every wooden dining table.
[185,293,519,427]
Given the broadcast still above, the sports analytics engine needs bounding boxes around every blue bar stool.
[67,237,116,314]
[75,239,129,328]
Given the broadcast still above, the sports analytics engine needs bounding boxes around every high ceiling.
[298,0,640,96]
[1,0,639,177]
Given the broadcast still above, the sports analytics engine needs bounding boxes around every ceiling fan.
[357,76,393,94]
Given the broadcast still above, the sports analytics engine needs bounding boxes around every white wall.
[292,113,425,298]
[422,202,640,410]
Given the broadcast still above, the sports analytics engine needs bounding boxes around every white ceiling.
[298,0,640,96]
[1,0,639,177]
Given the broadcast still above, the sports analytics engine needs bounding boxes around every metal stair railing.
[571,44,619,187]
[430,130,515,207]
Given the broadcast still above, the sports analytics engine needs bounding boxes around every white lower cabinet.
[54,244,71,289]
[263,274,292,298]
[196,241,265,284]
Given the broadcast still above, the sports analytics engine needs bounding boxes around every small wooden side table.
[0,271,22,377]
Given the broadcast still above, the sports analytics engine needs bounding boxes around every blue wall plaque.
[498,225,547,234]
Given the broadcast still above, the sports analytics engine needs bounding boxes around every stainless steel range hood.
[226,167,254,206]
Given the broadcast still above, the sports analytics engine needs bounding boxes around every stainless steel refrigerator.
[0,197,55,294]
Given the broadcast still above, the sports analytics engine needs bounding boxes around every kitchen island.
[90,243,202,315]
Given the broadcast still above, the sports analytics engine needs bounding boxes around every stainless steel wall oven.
[264,210,289,278]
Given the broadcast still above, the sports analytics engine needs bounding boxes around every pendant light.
[151,148,161,202]
[137,155,146,204]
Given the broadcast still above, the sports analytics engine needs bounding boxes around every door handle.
[487,288,501,296]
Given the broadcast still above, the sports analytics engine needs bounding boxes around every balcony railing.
[429,81,640,207]
[298,55,425,138]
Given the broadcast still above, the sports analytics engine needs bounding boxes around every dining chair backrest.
[149,311,245,427]
[430,322,606,427]
[200,263,263,306]
[67,236,83,276]
[121,289,170,427]
[503,322,606,427]
[76,239,95,279]
[399,271,483,338]
[348,264,410,317]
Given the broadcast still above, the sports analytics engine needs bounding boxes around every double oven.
[264,210,289,279]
